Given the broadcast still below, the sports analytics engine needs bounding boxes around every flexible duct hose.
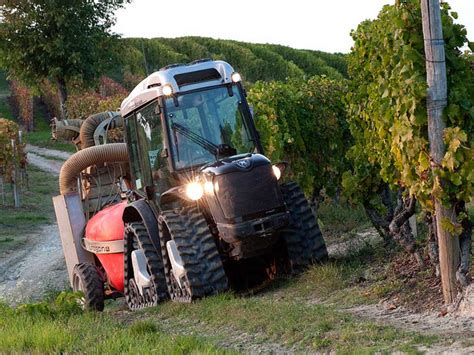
[79,111,122,149]
[59,143,129,194]
[52,118,84,141]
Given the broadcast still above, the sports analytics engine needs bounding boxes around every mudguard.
[122,199,161,254]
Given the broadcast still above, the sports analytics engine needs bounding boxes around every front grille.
[215,164,284,220]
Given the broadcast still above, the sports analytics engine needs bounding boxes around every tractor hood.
[201,154,271,176]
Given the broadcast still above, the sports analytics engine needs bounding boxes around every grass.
[318,198,371,243]
[0,240,441,353]
[25,112,77,152]
[0,253,440,354]
[0,166,58,252]
[0,293,229,354]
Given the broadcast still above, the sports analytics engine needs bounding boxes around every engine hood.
[201,153,271,176]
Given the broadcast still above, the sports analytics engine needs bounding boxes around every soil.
[1,144,473,352]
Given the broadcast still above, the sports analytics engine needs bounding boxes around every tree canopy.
[0,0,129,118]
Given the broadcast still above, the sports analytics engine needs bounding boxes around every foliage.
[38,80,61,119]
[0,0,130,118]
[16,292,83,319]
[99,76,128,97]
[0,118,26,182]
[115,36,347,84]
[122,70,143,90]
[248,76,349,197]
[9,80,33,131]
[0,0,128,85]
[68,93,123,119]
[344,0,474,212]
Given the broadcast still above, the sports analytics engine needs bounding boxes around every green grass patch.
[318,199,370,242]
[0,166,58,253]
[0,293,228,354]
[25,116,76,153]
[26,130,76,153]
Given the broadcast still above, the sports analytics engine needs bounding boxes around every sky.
[113,0,474,53]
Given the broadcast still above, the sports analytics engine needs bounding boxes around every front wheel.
[280,182,328,273]
[72,262,104,311]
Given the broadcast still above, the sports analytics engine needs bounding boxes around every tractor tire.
[72,263,104,311]
[280,181,328,273]
[159,206,228,302]
[124,222,168,310]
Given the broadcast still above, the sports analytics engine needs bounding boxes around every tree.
[0,0,129,120]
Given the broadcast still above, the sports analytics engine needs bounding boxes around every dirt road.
[0,146,71,304]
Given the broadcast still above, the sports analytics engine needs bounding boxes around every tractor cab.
[121,60,289,259]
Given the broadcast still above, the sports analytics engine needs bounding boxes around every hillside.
[113,36,347,84]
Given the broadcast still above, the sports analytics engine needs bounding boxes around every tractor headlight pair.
[184,181,215,200]
[185,164,281,201]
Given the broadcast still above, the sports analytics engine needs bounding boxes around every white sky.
[113,0,474,53]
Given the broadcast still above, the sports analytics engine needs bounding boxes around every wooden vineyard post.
[421,0,460,304]
[11,138,20,208]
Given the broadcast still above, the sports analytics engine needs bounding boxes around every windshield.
[164,85,256,170]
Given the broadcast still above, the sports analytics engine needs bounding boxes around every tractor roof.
[120,59,235,117]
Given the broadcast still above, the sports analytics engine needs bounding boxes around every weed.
[130,319,159,335]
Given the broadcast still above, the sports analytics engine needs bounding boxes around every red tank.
[85,201,127,292]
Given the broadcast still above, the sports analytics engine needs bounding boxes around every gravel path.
[0,224,68,305]
[25,144,73,161]
[0,145,70,303]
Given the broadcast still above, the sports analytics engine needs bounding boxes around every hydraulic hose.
[59,143,129,194]
[79,111,122,149]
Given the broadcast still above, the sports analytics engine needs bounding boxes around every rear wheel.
[72,262,104,311]
[159,206,228,302]
[280,182,328,273]
[124,222,168,310]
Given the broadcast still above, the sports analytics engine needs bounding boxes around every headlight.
[231,72,241,83]
[272,165,281,180]
[203,181,214,194]
[185,182,204,200]
[162,84,173,96]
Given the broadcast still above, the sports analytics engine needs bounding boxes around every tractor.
[53,59,327,311]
